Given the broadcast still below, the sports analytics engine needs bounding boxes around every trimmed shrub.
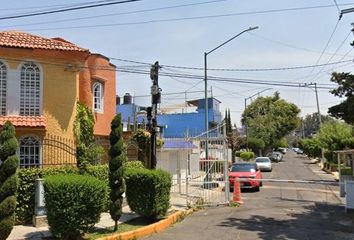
[341,167,353,176]
[109,114,127,231]
[44,174,107,239]
[124,160,145,172]
[240,151,255,161]
[0,121,19,240]
[125,168,172,219]
[16,166,78,224]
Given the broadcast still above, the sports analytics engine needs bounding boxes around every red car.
[229,162,263,191]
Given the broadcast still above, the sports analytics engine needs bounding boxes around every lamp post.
[244,88,272,149]
[204,26,259,159]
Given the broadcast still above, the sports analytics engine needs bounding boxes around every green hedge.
[125,168,171,219]
[44,174,107,239]
[341,167,353,176]
[240,151,255,161]
[16,166,79,224]
[17,162,146,224]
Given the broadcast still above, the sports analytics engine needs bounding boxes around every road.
[144,151,354,240]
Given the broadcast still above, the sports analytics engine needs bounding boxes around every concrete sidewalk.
[8,193,188,240]
[303,156,345,205]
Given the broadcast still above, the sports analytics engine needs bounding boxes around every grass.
[87,217,158,239]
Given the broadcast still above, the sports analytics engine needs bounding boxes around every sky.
[1,0,354,126]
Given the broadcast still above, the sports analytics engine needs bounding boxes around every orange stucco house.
[0,31,116,167]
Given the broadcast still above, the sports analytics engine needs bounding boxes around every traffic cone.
[233,178,243,204]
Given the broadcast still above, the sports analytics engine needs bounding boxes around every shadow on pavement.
[217,203,354,240]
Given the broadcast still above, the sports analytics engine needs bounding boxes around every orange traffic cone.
[233,178,243,204]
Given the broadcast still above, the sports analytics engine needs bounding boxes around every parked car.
[277,147,287,154]
[296,149,304,154]
[273,151,283,161]
[255,157,272,172]
[229,163,262,191]
[267,152,282,162]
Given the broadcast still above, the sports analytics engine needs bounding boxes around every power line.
[1,0,225,28]
[22,2,354,31]
[1,56,338,89]
[304,19,341,81]
[112,57,354,72]
[0,0,141,21]
[311,30,353,82]
[248,32,354,58]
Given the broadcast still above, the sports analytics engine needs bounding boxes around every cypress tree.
[227,109,232,134]
[0,121,19,240]
[108,114,126,231]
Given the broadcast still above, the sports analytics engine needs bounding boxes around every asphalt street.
[144,151,354,240]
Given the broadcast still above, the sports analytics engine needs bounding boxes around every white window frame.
[93,82,104,113]
[20,61,42,116]
[0,61,7,115]
[19,136,42,168]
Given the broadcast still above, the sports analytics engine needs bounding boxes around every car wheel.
[260,181,263,187]
[254,186,260,192]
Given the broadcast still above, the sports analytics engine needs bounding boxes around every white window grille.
[19,136,41,168]
[20,62,41,116]
[93,82,104,113]
[0,61,7,115]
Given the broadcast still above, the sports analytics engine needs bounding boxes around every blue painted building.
[158,98,222,138]
[116,94,223,138]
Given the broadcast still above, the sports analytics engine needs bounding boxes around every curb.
[97,209,194,240]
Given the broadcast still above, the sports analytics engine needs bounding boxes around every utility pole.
[149,61,161,169]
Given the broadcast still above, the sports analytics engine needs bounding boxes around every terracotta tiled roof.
[0,31,88,52]
[0,116,46,128]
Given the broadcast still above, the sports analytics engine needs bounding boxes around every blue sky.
[2,0,354,126]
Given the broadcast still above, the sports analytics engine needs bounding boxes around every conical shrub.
[109,114,126,231]
[0,121,19,240]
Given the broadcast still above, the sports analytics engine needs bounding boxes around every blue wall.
[116,98,222,138]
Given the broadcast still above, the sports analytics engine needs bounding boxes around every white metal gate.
[157,134,230,207]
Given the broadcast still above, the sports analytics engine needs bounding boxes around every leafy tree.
[242,92,300,152]
[109,114,127,231]
[298,113,335,138]
[315,121,354,151]
[74,101,103,170]
[247,137,265,156]
[0,121,19,240]
[299,138,321,158]
[328,72,354,124]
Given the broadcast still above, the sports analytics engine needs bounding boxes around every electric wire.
[0,0,141,21]
[20,3,354,31]
[1,0,226,28]
[304,19,340,81]
[111,57,354,72]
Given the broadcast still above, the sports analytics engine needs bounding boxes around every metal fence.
[157,134,230,207]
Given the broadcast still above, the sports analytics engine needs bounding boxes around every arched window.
[0,61,7,115]
[93,82,104,113]
[20,62,41,116]
[19,136,41,168]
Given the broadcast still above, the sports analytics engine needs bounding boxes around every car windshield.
[256,158,270,163]
[231,164,256,172]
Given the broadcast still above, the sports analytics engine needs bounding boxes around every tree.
[315,121,354,152]
[242,92,300,152]
[74,101,103,170]
[108,114,127,231]
[298,113,335,138]
[328,72,354,124]
[0,121,19,240]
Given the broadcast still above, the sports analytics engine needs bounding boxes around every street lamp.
[244,88,272,149]
[204,26,259,159]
